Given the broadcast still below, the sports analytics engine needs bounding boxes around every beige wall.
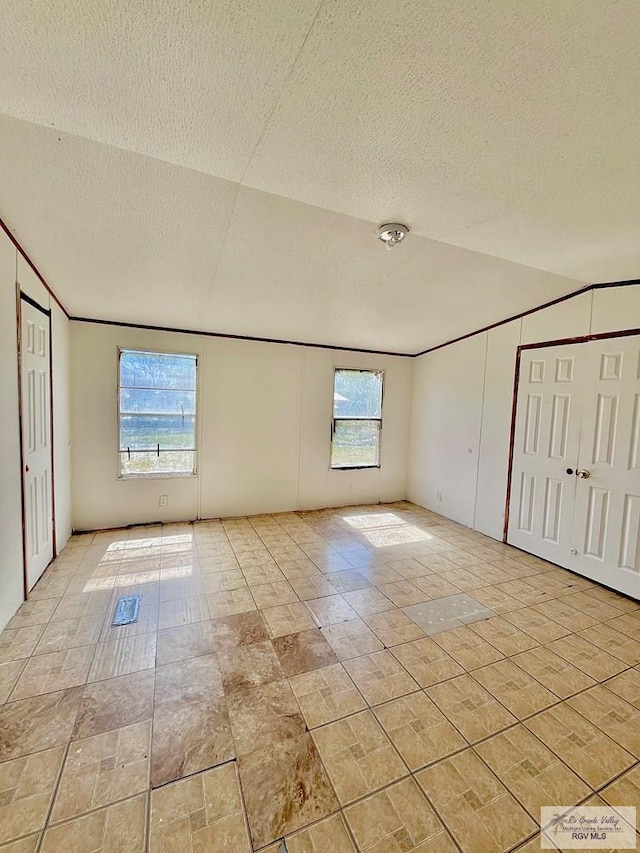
[408,285,640,541]
[70,321,413,530]
[0,236,72,631]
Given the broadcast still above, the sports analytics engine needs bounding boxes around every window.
[118,349,197,477]
[331,368,383,469]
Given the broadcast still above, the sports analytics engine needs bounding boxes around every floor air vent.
[112,594,142,626]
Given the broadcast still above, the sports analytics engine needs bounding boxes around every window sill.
[330,465,381,471]
[118,472,198,480]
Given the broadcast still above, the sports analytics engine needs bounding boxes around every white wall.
[0,230,23,633]
[408,285,640,542]
[70,322,413,530]
[408,334,486,528]
[0,241,72,631]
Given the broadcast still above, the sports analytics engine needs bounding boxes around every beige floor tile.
[0,626,44,664]
[201,569,246,592]
[305,594,358,627]
[416,749,537,853]
[311,710,408,805]
[605,668,640,709]
[288,663,366,728]
[0,661,26,705]
[357,565,405,585]
[547,634,627,681]
[158,595,209,630]
[261,602,317,638]
[503,607,570,642]
[249,580,298,609]
[321,619,384,660]
[51,720,151,823]
[471,586,523,614]
[272,629,338,676]
[411,575,461,600]
[5,599,58,630]
[10,646,95,701]
[568,685,640,758]
[242,564,287,587]
[374,691,466,770]
[525,704,636,788]
[289,575,339,600]
[156,621,216,666]
[209,610,270,652]
[432,626,504,670]
[441,567,494,591]
[285,813,356,852]
[342,588,395,617]
[50,591,111,623]
[344,777,452,852]
[388,636,464,689]
[227,679,306,755]
[533,600,599,632]
[426,673,516,744]
[0,688,83,761]
[152,765,252,852]
[560,590,626,621]
[376,581,430,608]
[41,793,147,852]
[607,613,640,642]
[88,632,157,682]
[343,650,419,706]
[599,764,640,808]
[277,560,323,580]
[73,670,155,739]
[239,732,338,848]
[578,623,640,665]
[217,640,284,694]
[0,746,65,845]
[325,570,371,593]
[494,579,553,606]
[476,725,591,817]
[151,655,232,787]
[206,587,256,618]
[0,834,41,852]
[512,647,596,699]
[469,616,538,656]
[471,659,557,719]
[363,610,427,649]
[585,587,640,614]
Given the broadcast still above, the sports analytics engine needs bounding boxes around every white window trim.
[117,347,199,480]
[330,367,384,470]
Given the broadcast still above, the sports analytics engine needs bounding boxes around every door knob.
[576,469,591,479]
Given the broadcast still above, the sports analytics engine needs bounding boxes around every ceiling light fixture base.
[377,223,410,249]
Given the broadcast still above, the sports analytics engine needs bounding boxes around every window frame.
[116,347,199,479]
[330,367,384,470]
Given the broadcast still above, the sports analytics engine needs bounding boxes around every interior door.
[570,336,640,599]
[508,344,586,565]
[20,297,53,590]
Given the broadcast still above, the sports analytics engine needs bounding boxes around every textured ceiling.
[2,0,638,351]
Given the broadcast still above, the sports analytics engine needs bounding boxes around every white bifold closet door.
[21,298,53,590]
[508,334,640,600]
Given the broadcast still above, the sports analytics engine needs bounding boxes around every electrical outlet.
[159,495,168,507]
[436,491,443,502]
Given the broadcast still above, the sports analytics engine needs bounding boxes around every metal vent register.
[111,594,142,626]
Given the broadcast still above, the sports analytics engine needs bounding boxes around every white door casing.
[508,343,584,565]
[508,335,640,600]
[20,297,53,590]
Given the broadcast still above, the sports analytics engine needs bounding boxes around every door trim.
[17,291,56,598]
[503,326,640,544]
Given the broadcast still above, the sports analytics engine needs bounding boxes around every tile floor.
[0,501,639,851]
